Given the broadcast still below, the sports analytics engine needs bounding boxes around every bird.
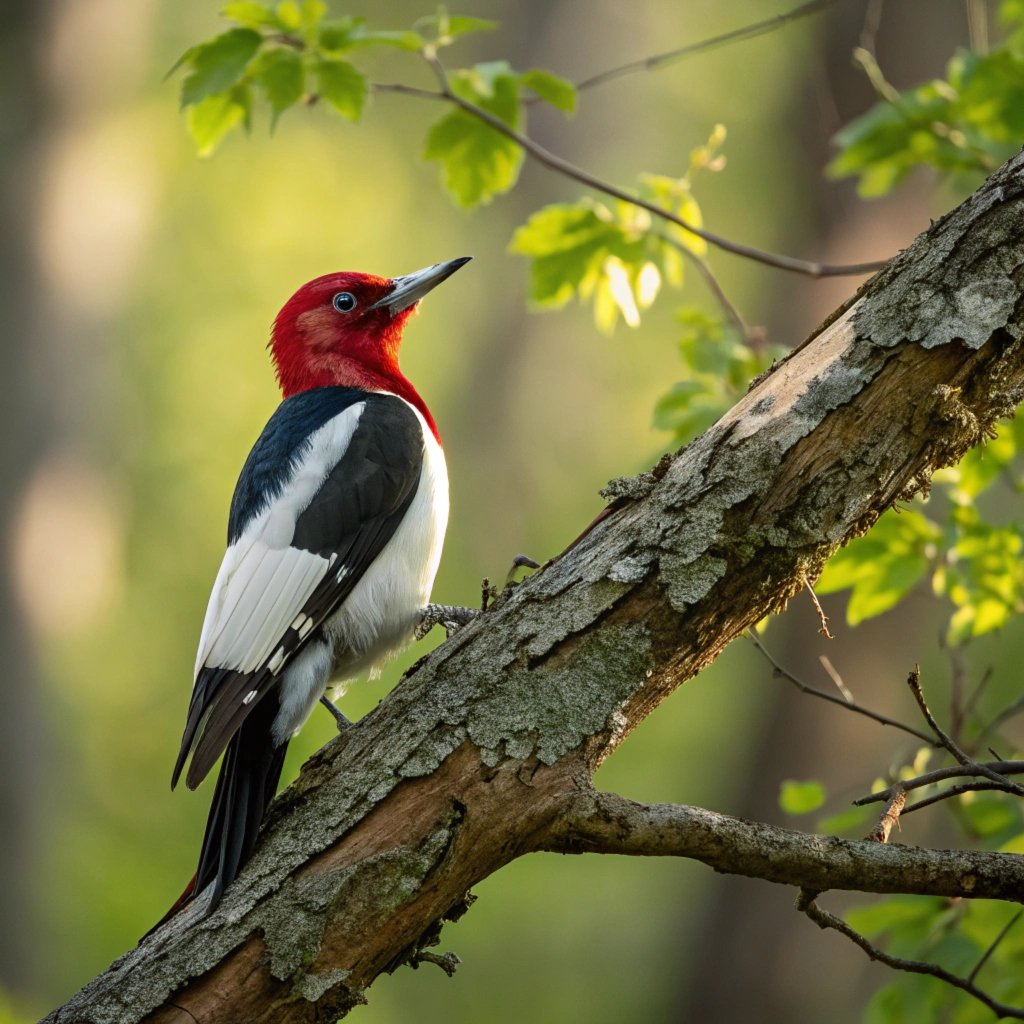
[167,256,471,917]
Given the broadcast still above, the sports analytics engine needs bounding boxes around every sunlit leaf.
[779,779,826,815]
[424,63,523,206]
[275,0,302,31]
[817,509,940,625]
[221,1,282,31]
[419,9,499,45]
[186,87,250,156]
[520,68,577,113]
[315,57,367,120]
[179,28,262,108]
[254,48,304,127]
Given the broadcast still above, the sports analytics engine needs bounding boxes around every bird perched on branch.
[165,256,471,918]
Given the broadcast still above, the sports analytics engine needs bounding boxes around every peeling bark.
[46,152,1024,1024]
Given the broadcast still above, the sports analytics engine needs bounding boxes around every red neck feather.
[270,294,440,443]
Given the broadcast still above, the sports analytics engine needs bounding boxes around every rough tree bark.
[48,151,1024,1024]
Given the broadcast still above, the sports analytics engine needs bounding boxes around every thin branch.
[569,0,845,96]
[747,630,936,745]
[903,781,1022,815]
[819,654,853,703]
[859,0,886,55]
[653,231,749,338]
[374,77,887,279]
[907,667,1024,795]
[804,576,834,638]
[797,891,1024,1020]
[854,760,1024,806]
[977,691,1024,744]
[541,791,1024,902]
[968,908,1022,985]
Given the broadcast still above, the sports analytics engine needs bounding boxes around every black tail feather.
[194,691,288,910]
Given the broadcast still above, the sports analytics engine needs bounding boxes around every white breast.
[324,400,449,681]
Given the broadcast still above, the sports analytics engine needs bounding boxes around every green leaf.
[520,69,577,113]
[419,9,499,45]
[255,48,304,126]
[817,509,940,625]
[830,45,1024,197]
[444,14,499,37]
[349,28,423,51]
[186,87,250,156]
[274,0,302,31]
[652,310,782,444]
[221,1,282,30]
[424,64,523,206]
[779,779,826,815]
[638,172,706,256]
[315,58,367,120]
[299,0,326,29]
[179,28,262,108]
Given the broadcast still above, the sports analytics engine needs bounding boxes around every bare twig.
[866,788,905,843]
[859,0,886,55]
[854,760,1024,806]
[653,231,749,338]
[906,667,1024,795]
[977,692,1024,745]
[747,631,936,745]
[570,0,844,95]
[819,655,853,703]
[797,891,1024,1020]
[804,577,834,638]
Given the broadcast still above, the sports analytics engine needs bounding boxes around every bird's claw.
[318,695,353,733]
[417,603,479,639]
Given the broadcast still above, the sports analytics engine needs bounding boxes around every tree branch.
[540,790,1024,901]
[379,64,887,278]
[797,892,1024,1020]
[570,0,844,96]
[46,151,1024,1023]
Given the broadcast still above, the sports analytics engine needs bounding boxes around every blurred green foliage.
[829,0,1024,195]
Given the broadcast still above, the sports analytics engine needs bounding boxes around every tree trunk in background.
[676,3,972,1021]
[0,0,53,998]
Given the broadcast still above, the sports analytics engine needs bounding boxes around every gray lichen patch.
[466,622,653,766]
[293,967,351,1002]
[658,551,728,613]
[855,185,1024,351]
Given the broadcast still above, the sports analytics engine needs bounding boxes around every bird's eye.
[332,292,357,313]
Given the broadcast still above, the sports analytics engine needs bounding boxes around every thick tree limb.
[48,151,1024,1023]
[542,791,1024,901]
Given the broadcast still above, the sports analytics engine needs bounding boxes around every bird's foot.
[319,695,352,733]
[416,603,479,640]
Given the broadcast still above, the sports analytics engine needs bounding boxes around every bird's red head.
[270,257,471,439]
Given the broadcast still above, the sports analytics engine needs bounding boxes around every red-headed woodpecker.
[169,256,470,913]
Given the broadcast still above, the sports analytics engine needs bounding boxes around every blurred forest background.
[2,1,1018,1022]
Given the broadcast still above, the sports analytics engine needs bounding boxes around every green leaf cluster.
[818,415,1024,644]
[653,311,783,444]
[174,1,577,185]
[509,129,725,334]
[830,2,1024,196]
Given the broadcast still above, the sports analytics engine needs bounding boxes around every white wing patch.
[192,403,365,679]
